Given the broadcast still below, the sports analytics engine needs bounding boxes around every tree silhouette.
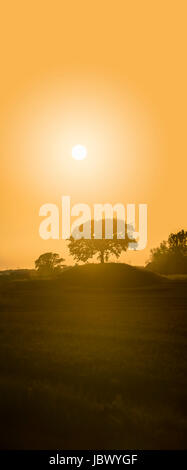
[68,219,132,264]
[168,230,187,254]
[147,230,187,274]
[35,252,65,277]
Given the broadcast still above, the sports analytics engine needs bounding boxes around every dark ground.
[0,266,187,449]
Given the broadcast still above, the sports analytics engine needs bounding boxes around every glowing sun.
[72,144,87,160]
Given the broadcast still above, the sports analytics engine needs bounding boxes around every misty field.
[0,273,187,449]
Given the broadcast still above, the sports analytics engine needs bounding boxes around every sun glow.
[72,144,87,160]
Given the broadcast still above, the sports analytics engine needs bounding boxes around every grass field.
[0,265,187,449]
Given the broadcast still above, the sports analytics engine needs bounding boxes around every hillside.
[59,262,163,288]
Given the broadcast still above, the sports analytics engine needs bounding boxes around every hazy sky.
[0,1,187,269]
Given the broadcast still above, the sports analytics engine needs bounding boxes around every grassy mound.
[60,262,163,288]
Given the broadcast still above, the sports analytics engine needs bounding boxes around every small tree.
[35,252,65,277]
[68,219,132,264]
[149,240,168,262]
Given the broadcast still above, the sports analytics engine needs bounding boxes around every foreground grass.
[0,278,187,449]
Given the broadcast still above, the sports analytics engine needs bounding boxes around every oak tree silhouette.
[68,219,133,263]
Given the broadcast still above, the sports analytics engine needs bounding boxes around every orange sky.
[0,1,187,269]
